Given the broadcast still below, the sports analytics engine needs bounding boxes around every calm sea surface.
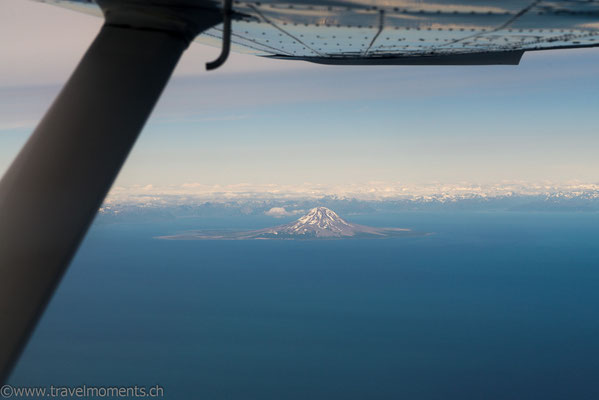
[9,212,599,399]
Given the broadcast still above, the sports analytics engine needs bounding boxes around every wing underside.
[32,0,599,64]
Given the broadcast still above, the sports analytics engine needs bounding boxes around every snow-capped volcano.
[273,207,354,237]
[247,207,411,239]
[159,207,413,240]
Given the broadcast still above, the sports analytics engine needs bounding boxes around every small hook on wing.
[206,0,233,70]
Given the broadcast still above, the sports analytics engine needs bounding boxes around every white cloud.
[264,207,303,217]
[102,181,599,205]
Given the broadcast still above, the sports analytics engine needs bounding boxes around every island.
[158,207,418,240]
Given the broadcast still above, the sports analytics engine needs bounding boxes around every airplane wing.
[37,0,599,64]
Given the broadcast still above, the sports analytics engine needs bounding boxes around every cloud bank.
[264,207,304,217]
[103,181,599,205]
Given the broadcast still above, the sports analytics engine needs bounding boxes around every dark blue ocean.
[8,212,599,399]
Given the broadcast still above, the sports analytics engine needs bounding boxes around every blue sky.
[1,0,598,194]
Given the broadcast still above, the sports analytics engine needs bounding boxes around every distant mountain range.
[98,190,599,224]
[159,207,413,240]
[103,182,599,204]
